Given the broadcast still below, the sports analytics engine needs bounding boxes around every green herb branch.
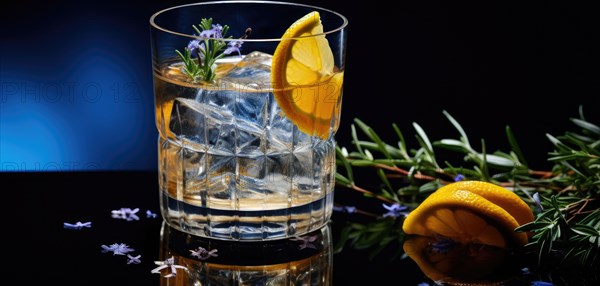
[176,18,248,83]
[334,106,600,270]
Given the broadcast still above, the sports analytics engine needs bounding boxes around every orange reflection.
[404,235,511,285]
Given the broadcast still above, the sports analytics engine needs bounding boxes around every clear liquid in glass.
[154,52,336,240]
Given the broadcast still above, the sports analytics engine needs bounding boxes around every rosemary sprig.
[176,18,248,83]
[335,106,600,271]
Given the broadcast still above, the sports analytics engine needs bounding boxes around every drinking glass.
[150,1,347,240]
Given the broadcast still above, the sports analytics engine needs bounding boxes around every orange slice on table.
[402,181,534,248]
[271,11,344,139]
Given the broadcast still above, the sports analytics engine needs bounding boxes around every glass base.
[160,191,334,241]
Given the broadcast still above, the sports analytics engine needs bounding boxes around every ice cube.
[220,51,272,91]
[169,95,266,155]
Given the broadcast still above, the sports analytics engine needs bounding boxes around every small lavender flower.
[176,19,250,83]
[189,246,218,260]
[101,243,135,255]
[290,235,318,250]
[111,208,140,221]
[199,24,223,39]
[223,40,243,56]
[127,254,142,264]
[151,257,188,278]
[532,281,553,286]
[533,192,543,211]
[187,40,205,59]
[417,283,430,286]
[63,221,92,230]
[453,174,465,182]
[146,210,158,219]
[382,203,409,218]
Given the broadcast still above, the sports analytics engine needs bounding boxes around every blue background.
[1,1,598,171]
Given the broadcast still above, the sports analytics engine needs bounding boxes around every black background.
[330,0,598,170]
[3,0,599,171]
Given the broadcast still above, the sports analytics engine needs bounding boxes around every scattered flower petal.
[111,208,140,221]
[127,254,142,264]
[63,221,92,230]
[146,210,158,219]
[189,247,218,260]
[101,243,135,255]
[151,257,188,278]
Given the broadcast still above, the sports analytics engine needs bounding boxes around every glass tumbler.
[150,1,347,240]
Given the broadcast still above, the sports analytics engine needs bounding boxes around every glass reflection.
[159,222,332,285]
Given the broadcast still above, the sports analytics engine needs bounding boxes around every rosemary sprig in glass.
[175,18,248,83]
[334,106,600,270]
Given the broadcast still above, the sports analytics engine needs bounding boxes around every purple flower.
[382,203,409,218]
[151,257,188,278]
[111,208,140,221]
[189,246,218,260]
[200,24,223,39]
[453,174,465,182]
[101,243,135,255]
[127,254,142,264]
[290,235,318,250]
[63,221,92,230]
[146,210,158,218]
[223,40,243,56]
[186,40,205,59]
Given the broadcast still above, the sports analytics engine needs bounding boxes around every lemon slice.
[271,11,343,139]
[402,181,534,248]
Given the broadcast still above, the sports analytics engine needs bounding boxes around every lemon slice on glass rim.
[271,11,344,139]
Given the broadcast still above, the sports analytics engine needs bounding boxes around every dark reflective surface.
[8,172,422,285]
[6,172,595,285]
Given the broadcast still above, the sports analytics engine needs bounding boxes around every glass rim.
[149,0,348,42]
